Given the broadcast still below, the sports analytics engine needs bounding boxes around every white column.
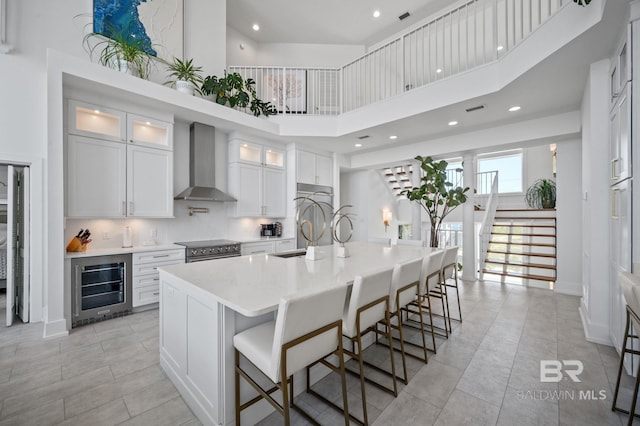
[410,160,422,240]
[462,153,476,281]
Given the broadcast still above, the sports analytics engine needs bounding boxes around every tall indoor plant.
[402,156,470,247]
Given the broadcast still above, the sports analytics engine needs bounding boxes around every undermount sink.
[272,250,306,258]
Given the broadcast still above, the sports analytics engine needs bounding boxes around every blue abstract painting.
[93,0,157,56]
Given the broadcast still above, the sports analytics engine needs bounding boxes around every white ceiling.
[227,0,456,46]
[231,0,626,157]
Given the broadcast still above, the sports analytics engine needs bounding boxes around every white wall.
[0,0,258,335]
[340,169,397,243]
[579,59,611,345]
[555,138,582,296]
[227,26,365,68]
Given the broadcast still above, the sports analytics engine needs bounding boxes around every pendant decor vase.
[176,80,195,95]
[331,205,355,258]
[294,191,333,261]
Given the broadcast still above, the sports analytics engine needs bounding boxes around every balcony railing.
[230,0,570,116]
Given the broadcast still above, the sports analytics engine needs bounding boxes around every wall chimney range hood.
[174,122,237,202]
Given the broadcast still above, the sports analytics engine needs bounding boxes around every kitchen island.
[158,242,435,426]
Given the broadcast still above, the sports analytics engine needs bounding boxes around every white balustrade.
[230,0,569,116]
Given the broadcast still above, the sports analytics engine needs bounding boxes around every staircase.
[482,209,557,289]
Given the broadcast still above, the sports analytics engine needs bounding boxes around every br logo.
[540,360,584,382]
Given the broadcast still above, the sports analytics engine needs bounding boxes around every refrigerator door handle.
[612,188,620,219]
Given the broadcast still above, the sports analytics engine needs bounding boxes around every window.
[477,151,523,194]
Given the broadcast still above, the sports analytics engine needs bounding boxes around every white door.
[16,167,29,321]
[296,151,316,184]
[67,136,127,218]
[6,166,14,326]
[263,168,285,218]
[315,155,333,186]
[6,166,29,325]
[127,145,173,217]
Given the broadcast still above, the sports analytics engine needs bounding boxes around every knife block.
[66,236,88,252]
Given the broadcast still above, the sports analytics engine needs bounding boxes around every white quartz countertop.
[158,242,437,317]
[65,243,184,259]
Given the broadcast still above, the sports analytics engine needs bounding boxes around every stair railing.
[478,171,499,280]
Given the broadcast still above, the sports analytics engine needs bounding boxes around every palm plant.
[402,156,470,248]
[164,57,204,95]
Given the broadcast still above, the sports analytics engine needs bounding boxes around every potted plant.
[402,156,470,247]
[163,57,204,96]
[83,29,155,79]
[525,178,556,209]
[201,72,277,117]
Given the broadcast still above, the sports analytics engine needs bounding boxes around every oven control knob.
[191,249,198,256]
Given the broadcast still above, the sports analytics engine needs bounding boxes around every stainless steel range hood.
[174,122,237,202]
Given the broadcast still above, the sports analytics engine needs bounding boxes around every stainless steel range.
[174,239,241,262]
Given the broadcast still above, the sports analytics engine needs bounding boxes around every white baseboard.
[554,280,582,296]
[43,318,69,339]
[579,302,612,346]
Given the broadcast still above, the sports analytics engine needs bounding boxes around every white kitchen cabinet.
[610,30,631,108]
[66,99,174,218]
[241,241,274,256]
[67,135,127,218]
[127,113,173,151]
[241,238,295,256]
[275,238,295,253]
[228,160,286,218]
[127,145,173,217]
[68,100,126,142]
[133,248,184,307]
[610,84,631,184]
[296,150,333,186]
[229,139,285,169]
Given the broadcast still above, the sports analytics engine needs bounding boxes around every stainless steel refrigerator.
[295,183,334,249]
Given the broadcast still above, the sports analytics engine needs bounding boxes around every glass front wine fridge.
[71,253,132,327]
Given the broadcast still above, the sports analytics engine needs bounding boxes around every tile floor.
[0,280,636,425]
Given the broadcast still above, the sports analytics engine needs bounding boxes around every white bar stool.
[308,267,397,425]
[233,286,350,425]
[612,271,640,425]
[440,246,461,331]
[379,257,427,384]
[405,250,446,351]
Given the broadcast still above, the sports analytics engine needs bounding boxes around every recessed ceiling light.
[389,135,398,140]
[508,105,521,112]
[448,121,458,126]
[497,45,504,51]
[94,109,100,114]
[436,68,442,74]
[252,24,260,31]
[355,143,362,147]
[373,10,381,18]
